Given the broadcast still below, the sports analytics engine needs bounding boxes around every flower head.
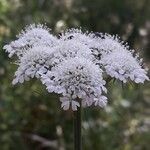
[4,24,149,111]
[3,24,58,58]
[12,46,55,85]
[51,39,94,66]
[101,49,149,83]
[41,57,107,110]
[60,28,99,48]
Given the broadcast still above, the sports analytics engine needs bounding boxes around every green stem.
[73,100,82,150]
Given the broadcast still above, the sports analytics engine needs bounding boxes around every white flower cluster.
[4,24,149,111]
[42,58,107,110]
[3,24,57,58]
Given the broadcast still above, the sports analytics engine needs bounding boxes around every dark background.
[0,0,150,150]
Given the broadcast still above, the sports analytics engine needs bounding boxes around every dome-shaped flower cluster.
[41,57,107,110]
[4,24,149,111]
[3,24,57,58]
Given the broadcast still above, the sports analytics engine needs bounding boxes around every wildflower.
[4,24,57,58]
[51,39,94,65]
[41,57,107,110]
[4,24,149,111]
[12,46,55,85]
[101,49,149,83]
[60,28,99,48]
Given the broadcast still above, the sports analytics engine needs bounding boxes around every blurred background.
[0,0,150,150]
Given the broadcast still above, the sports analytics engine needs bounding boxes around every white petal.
[71,100,80,111]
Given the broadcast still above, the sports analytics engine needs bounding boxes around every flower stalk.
[73,100,82,150]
